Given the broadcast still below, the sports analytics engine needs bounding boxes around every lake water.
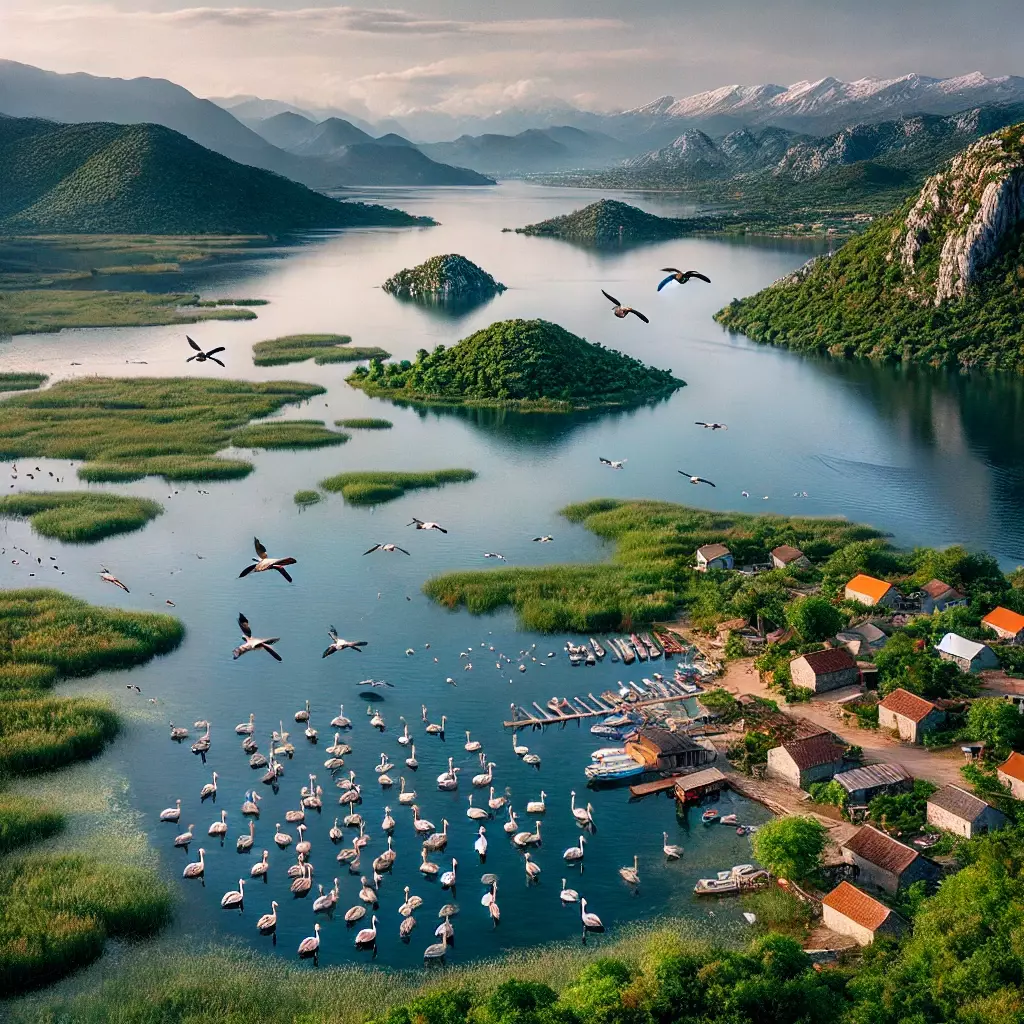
[2,181,1024,969]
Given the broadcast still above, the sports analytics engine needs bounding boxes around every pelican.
[274,823,293,847]
[560,878,579,902]
[474,826,487,858]
[337,845,358,866]
[285,800,305,824]
[375,754,395,776]
[239,536,296,582]
[563,836,586,862]
[398,777,416,805]
[599,458,626,470]
[412,806,434,834]
[291,862,313,895]
[601,289,649,322]
[169,724,188,741]
[251,850,270,878]
[677,471,715,487]
[208,810,228,838]
[331,706,352,729]
[186,335,226,366]
[525,791,546,815]
[343,811,363,828]
[503,807,519,835]
[273,723,294,758]
[296,823,311,856]
[472,762,494,788]
[237,820,256,852]
[221,878,245,910]
[423,819,449,852]
[353,822,369,850]
[488,786,508,812]
[662,832,684,860]
[425,715,446,736]
[423,929,448,962]
[294,700,311,723]
[399,886,423,915]
[236,713,255,735]
[182,848,205,879]
[314,879,340,914]
[344,905,366,923]
[580,897,604,932]
[339,785,362,806]
[488,882,500,924]
[242,735,258,755]
[483,552,506,561]
[464,731,481,752]
[419,848,439,876]
[408,518,447,533]
[695,421,728,430]
[160,799,182,823]
[381,806,395,832]
[363,543,410,556]
[532,535,553,543]
[358,876,378,904]
[355,914,378,946]
[400,914,417,939]
[512,733,529,757]
[440,857,458,888]
[298,922,321,961]
[256,900,278,934]
[657,268,711,290]
[369,710,385,731]
[323,629,368,658]
[398,719,412,746]
[619,855,640,886]
[513,821,541,848]
[192,726,211,756]
[200,771,218,801]
[99,568,129,592]
[174,823,194,848]
[373,835,397,873]
[241,791,261,816]
[405,745,419,770]
[466,794,489,821]
[570,791,593,827]
[232,613,282,661]
[524,852,540,881]
[328,737,351,757]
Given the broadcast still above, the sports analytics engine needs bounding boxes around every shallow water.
[2,181,1024,968]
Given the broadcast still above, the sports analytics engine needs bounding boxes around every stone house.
[996,751,1024,800]
[789,647,860,694]
[844,574,897,608]
[926,784,1007,838]
[836,622,888,657]
[934,632,998,673]
[766,732,846,789]
[983,606,1024,643]
[841,825,938,893]
[696,543,733,572]
[821,881,907,946]
[919,579,967,614]
[878,688,946,744]
[770,545,810,570]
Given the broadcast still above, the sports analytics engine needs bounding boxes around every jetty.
[504,684,700,730]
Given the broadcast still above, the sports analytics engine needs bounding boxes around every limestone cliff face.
[893,127,1024,303]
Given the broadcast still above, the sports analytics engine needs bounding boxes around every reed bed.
[0,377,324,481]
[335,418,393,429]
[253,334,391,367]
[293,489,322,505]
[0,794,64,854]
[425,499,881,632]
[0,373,47,393]
[319,469,476,506]
[230,420,350,449]
[0,696,119,777]
[0,492,163,542]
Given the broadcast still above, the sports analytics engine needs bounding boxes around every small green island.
[382,253,506,302]
[252,334,391,367]
[335,417,393,429]
[347,318,684,410]
[0,492,163,542]
[319,468,476,505]
[715,122,1024,373]
[230,419,349,449]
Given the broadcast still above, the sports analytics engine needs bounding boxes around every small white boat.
[694,876,739,895]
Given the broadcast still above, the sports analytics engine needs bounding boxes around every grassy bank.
[0,377,325,481]
[336,417,393,429]
[230,420,349,449]
[0,794,64,855]
[253,334,391,367]
[0,373,47,393]
[320,468,476,505]
[293,489,322,505]
[0,492,163,542]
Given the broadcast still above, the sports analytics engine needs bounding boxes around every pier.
[503,689,699,730]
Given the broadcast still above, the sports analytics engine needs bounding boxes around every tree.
[808,780,848,809]
[731,577,789,634]
[788,597,844,642]
[751,816,827,883]
[966,697,1024,757]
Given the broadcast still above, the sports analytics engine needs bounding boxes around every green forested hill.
[0,116,429,234]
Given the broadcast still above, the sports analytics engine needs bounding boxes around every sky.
[2,0,1023,119]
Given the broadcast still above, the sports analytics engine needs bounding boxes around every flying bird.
[233,613,282,662]
[483,552,506,561]
[364,543,410,556]
[407,518,447,533]
[695,421,728,431]
[678,472,715,487]
[185,336,226,367]
[657,269,711,291]
[532,536,553,543]
[323,628,368,658]
[239,537,297,582]
[599,458,626,470]
[601,290,649,323]
[99,568,129,592]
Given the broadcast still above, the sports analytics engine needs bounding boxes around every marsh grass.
[253,334,391,367]
[0,794,64,854]
[0,696,120,776]
[0,492,163,542]
[335,418,393,429]
[230,420,349,449]
[0,373,47,393]
[293,489,322,505]
[0,377,324,481]
[319,469,477,505]
[424,499,882,632]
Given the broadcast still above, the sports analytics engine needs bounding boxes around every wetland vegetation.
[335,417,393,429]
[230,419,349,449]
[0,492,163,542]
[0,373,46,392]
[252,334,391,367]
[293,489,322,505]
[319,468,477,505]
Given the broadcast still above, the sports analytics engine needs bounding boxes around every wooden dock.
[503,689,698,730]
[629,775,684,797]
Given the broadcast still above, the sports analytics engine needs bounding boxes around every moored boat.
[590,638,606,659]
[630,634,648,662]
[701,808,719,824]
[585,758,645,782]
[640,633,661,658]
[617,639,635,665]
[720,814,738,825]
[694,876,739,895]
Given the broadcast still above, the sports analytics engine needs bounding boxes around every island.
[346,318,685,411]
[252,334,391,367]
[382,254,506,303]
[715,123,1024,374]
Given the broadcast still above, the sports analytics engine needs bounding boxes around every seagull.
[532,536,553,543]
[364,543,410,556]
[99,568,129,592]
[677,472,715,487]
[359,678,394,689]
[741,491,749,498]
[599,458,626,470]
[483,552,506,561]
[322,628,368,658]
[238,537,297,583]
[232,613,282,662]
[186,336,226,367]
[657,269,711,291]
[601,289,649,323]
[694,422,728,431]
[407,518,447,533]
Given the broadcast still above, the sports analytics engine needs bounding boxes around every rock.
[382,254,505,301]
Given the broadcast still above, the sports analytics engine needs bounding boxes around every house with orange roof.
[982,606,1024,644]
[878,688,946,744]
[821,881,907,945]
[997,751,1024,800]
[844,574,897,608]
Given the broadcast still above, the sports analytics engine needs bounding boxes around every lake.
[2,181,1023,969]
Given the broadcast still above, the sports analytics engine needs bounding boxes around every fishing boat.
[566,644,584,666]
[585,758,645,782]
[590,746,626,761]
[629,635,648,662]
[720,814,738,825]
[656,631,686,655]
[590,723,625,739]
[617,639,635,665]
[640,633,661,659]
[606,639,620,663]
[701,808,720,824]
[694,876,739,895]
[584,648,596,667]
[590,638,606,660]
[602,713,633,727]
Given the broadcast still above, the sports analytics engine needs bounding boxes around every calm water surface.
[2,182,1024,968]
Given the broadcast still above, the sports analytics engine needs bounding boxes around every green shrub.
[293,489,322,506]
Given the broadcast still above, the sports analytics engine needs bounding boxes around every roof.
[843,825,919,874]
[935,632,990,661]
[822,881,893,931]
[921,579,964,601]
[697,543,731,561]
[833,763,911,795]
[635,727,701,756]
[779,732,846,770]
[983,606,1024,635]
[771,545,805,564]
[794,647,858,676]
[879,687,938,723]
[845,574,894,601]
[839,622,887,644]
[997,750,1024,783]
[674,766,727,791]
[927,784,994,823]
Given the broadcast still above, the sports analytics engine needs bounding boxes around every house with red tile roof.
[997,751,1024,800]
[919,579,967,615]
[844,574,897,607]
[878,688,946,744]
[821,881,906,945]
[983,606,1024,643]
[789,647,860,694]
[841,825,938,893]
[766,732,846,789]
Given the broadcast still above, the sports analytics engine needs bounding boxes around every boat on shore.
[630,634,648,662]
[640,633,661,659]
[695,864,768,894]
[590,638,606,660]
[616,639,635,665]
[694,876,738,894]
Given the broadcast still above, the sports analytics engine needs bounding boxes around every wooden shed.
[626,728,717,772]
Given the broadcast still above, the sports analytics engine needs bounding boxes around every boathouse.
[926,784,1006,838]
[919,579,967,615]
[673,766,728,803]
[789,647,860,694]
[841,825,937,893]
[844,574,897,608]
[821,881,907,946]
[878,688,945,744]
[832,763,911,806]
[934,633,998,673]
[766,732,846,789]
[627,728,716,771]
[770,545,810,570]
[996,751,1024,799]
[983,606,1024,643]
